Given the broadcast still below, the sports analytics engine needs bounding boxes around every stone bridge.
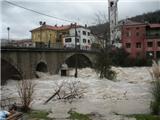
[1,47,98,83]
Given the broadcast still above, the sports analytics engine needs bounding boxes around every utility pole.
[48,34,51,48]
[74,22,78,78]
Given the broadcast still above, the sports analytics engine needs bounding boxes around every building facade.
[30,24,70,48]
[121,20,160,59]
[30,23,94,49]
[121,20,146,58]
[63,25,94,50]
[145,24,160,59]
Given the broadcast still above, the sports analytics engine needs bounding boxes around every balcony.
[146,34,160,39]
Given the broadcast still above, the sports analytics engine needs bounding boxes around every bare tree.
[17,79,36,112]
[91,11,110,48]
[94,11,108,25]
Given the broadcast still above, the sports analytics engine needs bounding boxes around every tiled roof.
[148,24,160,28]
[30,24,81,32]
[121,19,146,26]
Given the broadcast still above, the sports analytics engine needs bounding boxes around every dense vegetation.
[129,10,160,24]
[94,47,116,80]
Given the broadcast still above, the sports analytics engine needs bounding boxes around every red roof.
[148,24,160,28]
[30,24,81,32]
[121,20,146,26]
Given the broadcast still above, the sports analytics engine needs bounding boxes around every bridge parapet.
[1,47,98,83]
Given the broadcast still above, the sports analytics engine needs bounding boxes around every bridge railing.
[1,42,100,52]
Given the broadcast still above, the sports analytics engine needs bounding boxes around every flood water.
[1,67,153,120]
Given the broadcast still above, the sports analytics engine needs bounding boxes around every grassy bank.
[24,110,50,120]
[68,111,91,120]
[129,114,160,120]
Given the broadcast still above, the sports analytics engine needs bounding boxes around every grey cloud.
[1,0,159,39]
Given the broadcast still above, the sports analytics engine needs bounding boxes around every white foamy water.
[1,67,153,120]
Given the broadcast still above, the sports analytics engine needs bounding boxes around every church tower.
[108,0,119,45]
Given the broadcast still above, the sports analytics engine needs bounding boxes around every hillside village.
[1,10,160,59]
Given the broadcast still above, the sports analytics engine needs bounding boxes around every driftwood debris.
[44,81,85,104]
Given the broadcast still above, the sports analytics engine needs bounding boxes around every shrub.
[150,61,160,115]
[109,48,152,67]
[94,48,116,80]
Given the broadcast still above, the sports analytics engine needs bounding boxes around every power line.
[4,0,75,23]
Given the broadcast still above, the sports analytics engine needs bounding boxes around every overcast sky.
[0,0,160,40]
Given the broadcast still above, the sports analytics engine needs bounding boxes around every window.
[126,28,130,30]
[88,40,90,43]
[112,30,114,33]
[136,42,141,48]
[147,42,153,47]
[76,38,79,42]
[83,39,86,43]
[88,32,90,36]
[157,41,160,47]
[155,33,159,37]
[110,1,114,7]
[112,20,114,24]
[126,43,131,48]
[126,32,131,37]
[65,38,72,42]
[62,32,66,35]
[76,31,78,36]
[83,31,86,35]
[136,32,139,36]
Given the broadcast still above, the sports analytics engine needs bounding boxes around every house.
[15,39,33,47]
[121,20,146,58]
[145,24,160,59]
[30,23,95,50]
[63,24,94,50]
[121,20,160,59]
[30,23,71,48]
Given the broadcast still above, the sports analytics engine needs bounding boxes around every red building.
[121,20,160,59]
[145,24,160,59]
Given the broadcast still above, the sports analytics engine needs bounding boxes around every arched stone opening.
[65,54,92,68]
[1,59,22,85]
[36,62,48,73]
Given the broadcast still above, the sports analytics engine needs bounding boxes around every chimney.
[43,22,46,25]
[85,24,87,28]
[55,24,57,27]
[61,25,63,27]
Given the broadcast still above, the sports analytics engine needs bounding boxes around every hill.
[89,10,160,36]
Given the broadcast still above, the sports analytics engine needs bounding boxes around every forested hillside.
[89,10,160,35]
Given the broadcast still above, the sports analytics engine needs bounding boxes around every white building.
[63,25,95,50]
[108,0,119,45]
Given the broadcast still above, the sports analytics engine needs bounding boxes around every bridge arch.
[36,61,48,73]
[1,59,23,85]
[64,53,92,68]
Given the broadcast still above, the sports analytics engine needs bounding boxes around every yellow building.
[30,24,70,48]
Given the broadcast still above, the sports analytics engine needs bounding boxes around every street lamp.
[7,27,10,41]
[74,22,78,78]
[39,21,43,48]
